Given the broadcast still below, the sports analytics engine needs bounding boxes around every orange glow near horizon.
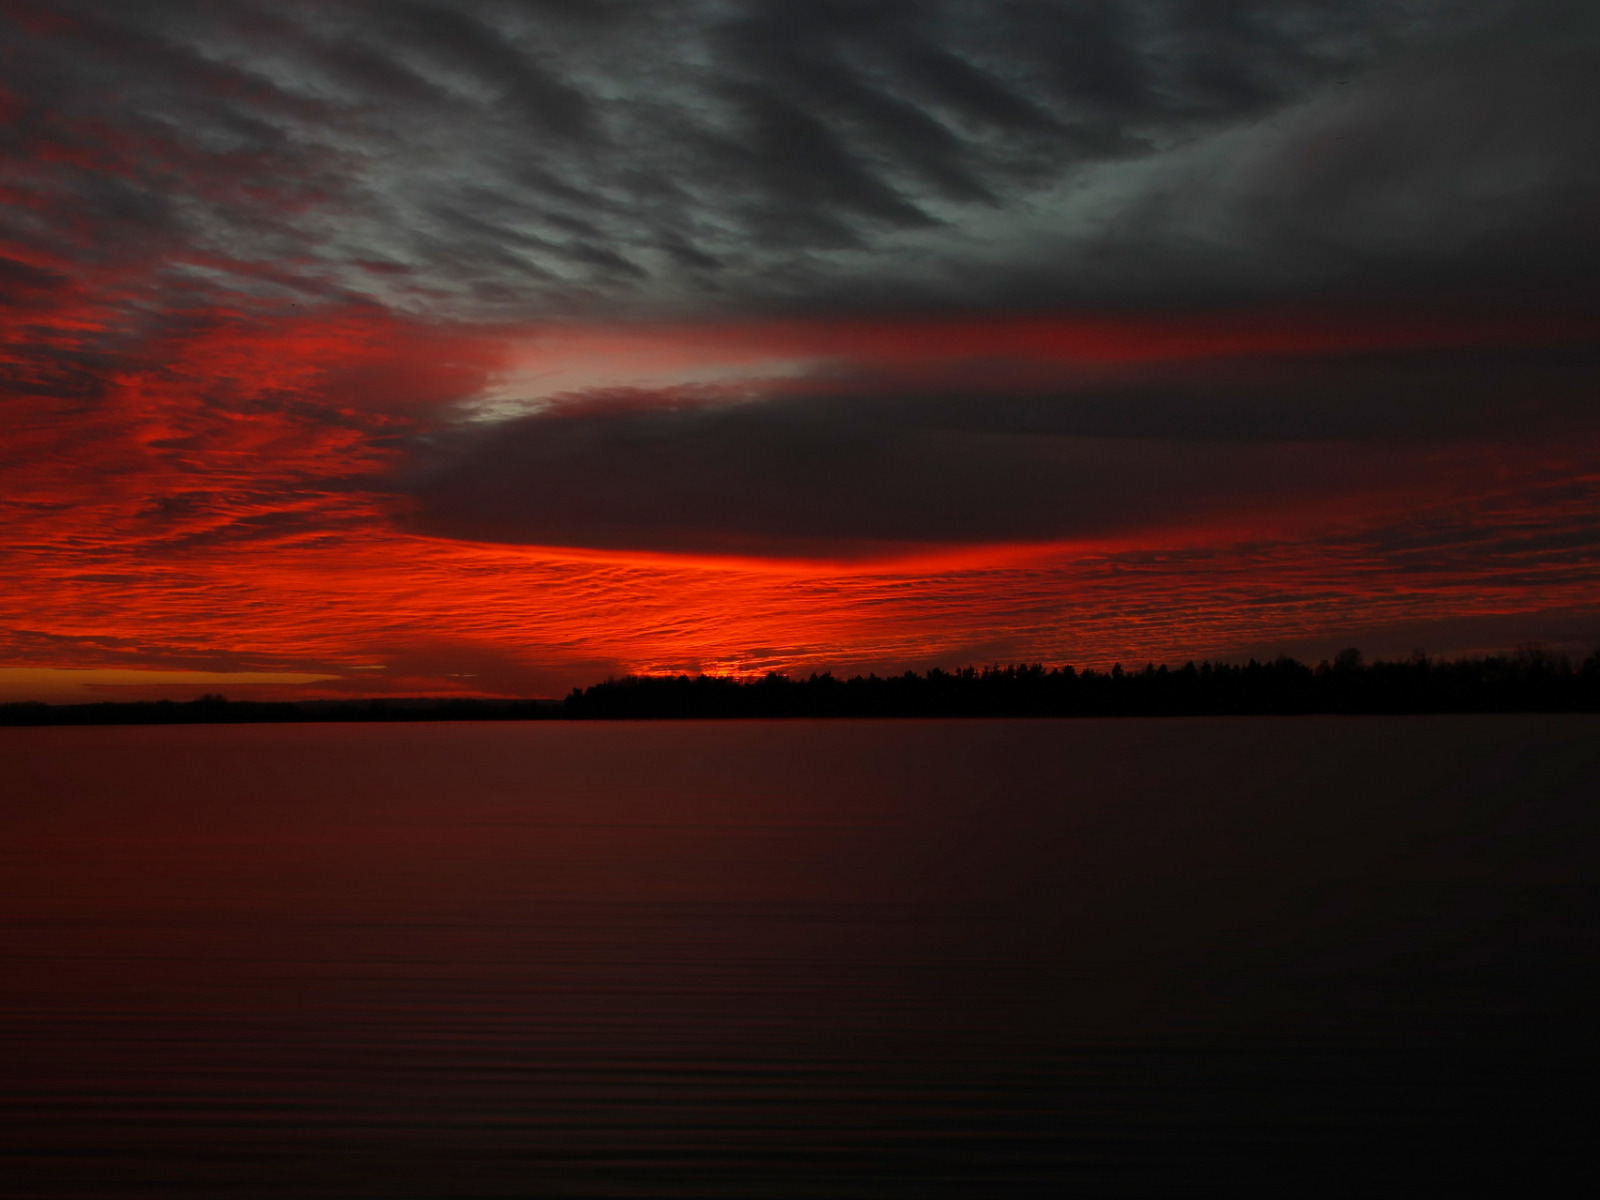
[7,476,1600,701]
[4,296,1600,701]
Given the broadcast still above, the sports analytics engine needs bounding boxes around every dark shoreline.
[6,650,1599,725]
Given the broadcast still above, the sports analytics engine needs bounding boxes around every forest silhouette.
[4,646,1599,725]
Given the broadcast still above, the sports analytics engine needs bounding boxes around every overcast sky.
[3,0,1598,698]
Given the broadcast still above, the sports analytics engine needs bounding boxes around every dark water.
[3,717,1597,1197]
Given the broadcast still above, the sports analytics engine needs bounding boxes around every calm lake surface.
[3,717,1598,1197]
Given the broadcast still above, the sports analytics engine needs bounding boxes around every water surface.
[3,717,1597,1196]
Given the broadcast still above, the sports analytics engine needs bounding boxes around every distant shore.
[5,649,1599,725]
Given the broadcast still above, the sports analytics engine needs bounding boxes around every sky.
[3,0,1599,701]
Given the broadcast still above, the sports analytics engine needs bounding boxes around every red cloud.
[3,294,1598,699]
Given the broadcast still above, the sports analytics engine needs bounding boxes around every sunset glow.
[4,2,1598,700]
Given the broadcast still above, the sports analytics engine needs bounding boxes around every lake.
[3,717,1597,1196]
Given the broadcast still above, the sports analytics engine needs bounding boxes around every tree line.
[6,646,1599,725]
[562,646,1600,719]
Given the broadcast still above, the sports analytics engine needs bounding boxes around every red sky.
[3,2,1599,700]
[5,298,1598,701]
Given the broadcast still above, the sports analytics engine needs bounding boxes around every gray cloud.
[6,0,1565,320]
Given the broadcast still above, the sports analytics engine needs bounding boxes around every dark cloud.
[7,0,1599,558]
[380,1,597,140]
[406,413,1299,554]
[401,337,1600,556]
[5,0,1564,319]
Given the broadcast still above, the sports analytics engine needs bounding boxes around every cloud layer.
[11,0,1586,317]
[3,1,1599,696]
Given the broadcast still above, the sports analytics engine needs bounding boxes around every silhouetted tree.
[7,648,1599,726]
